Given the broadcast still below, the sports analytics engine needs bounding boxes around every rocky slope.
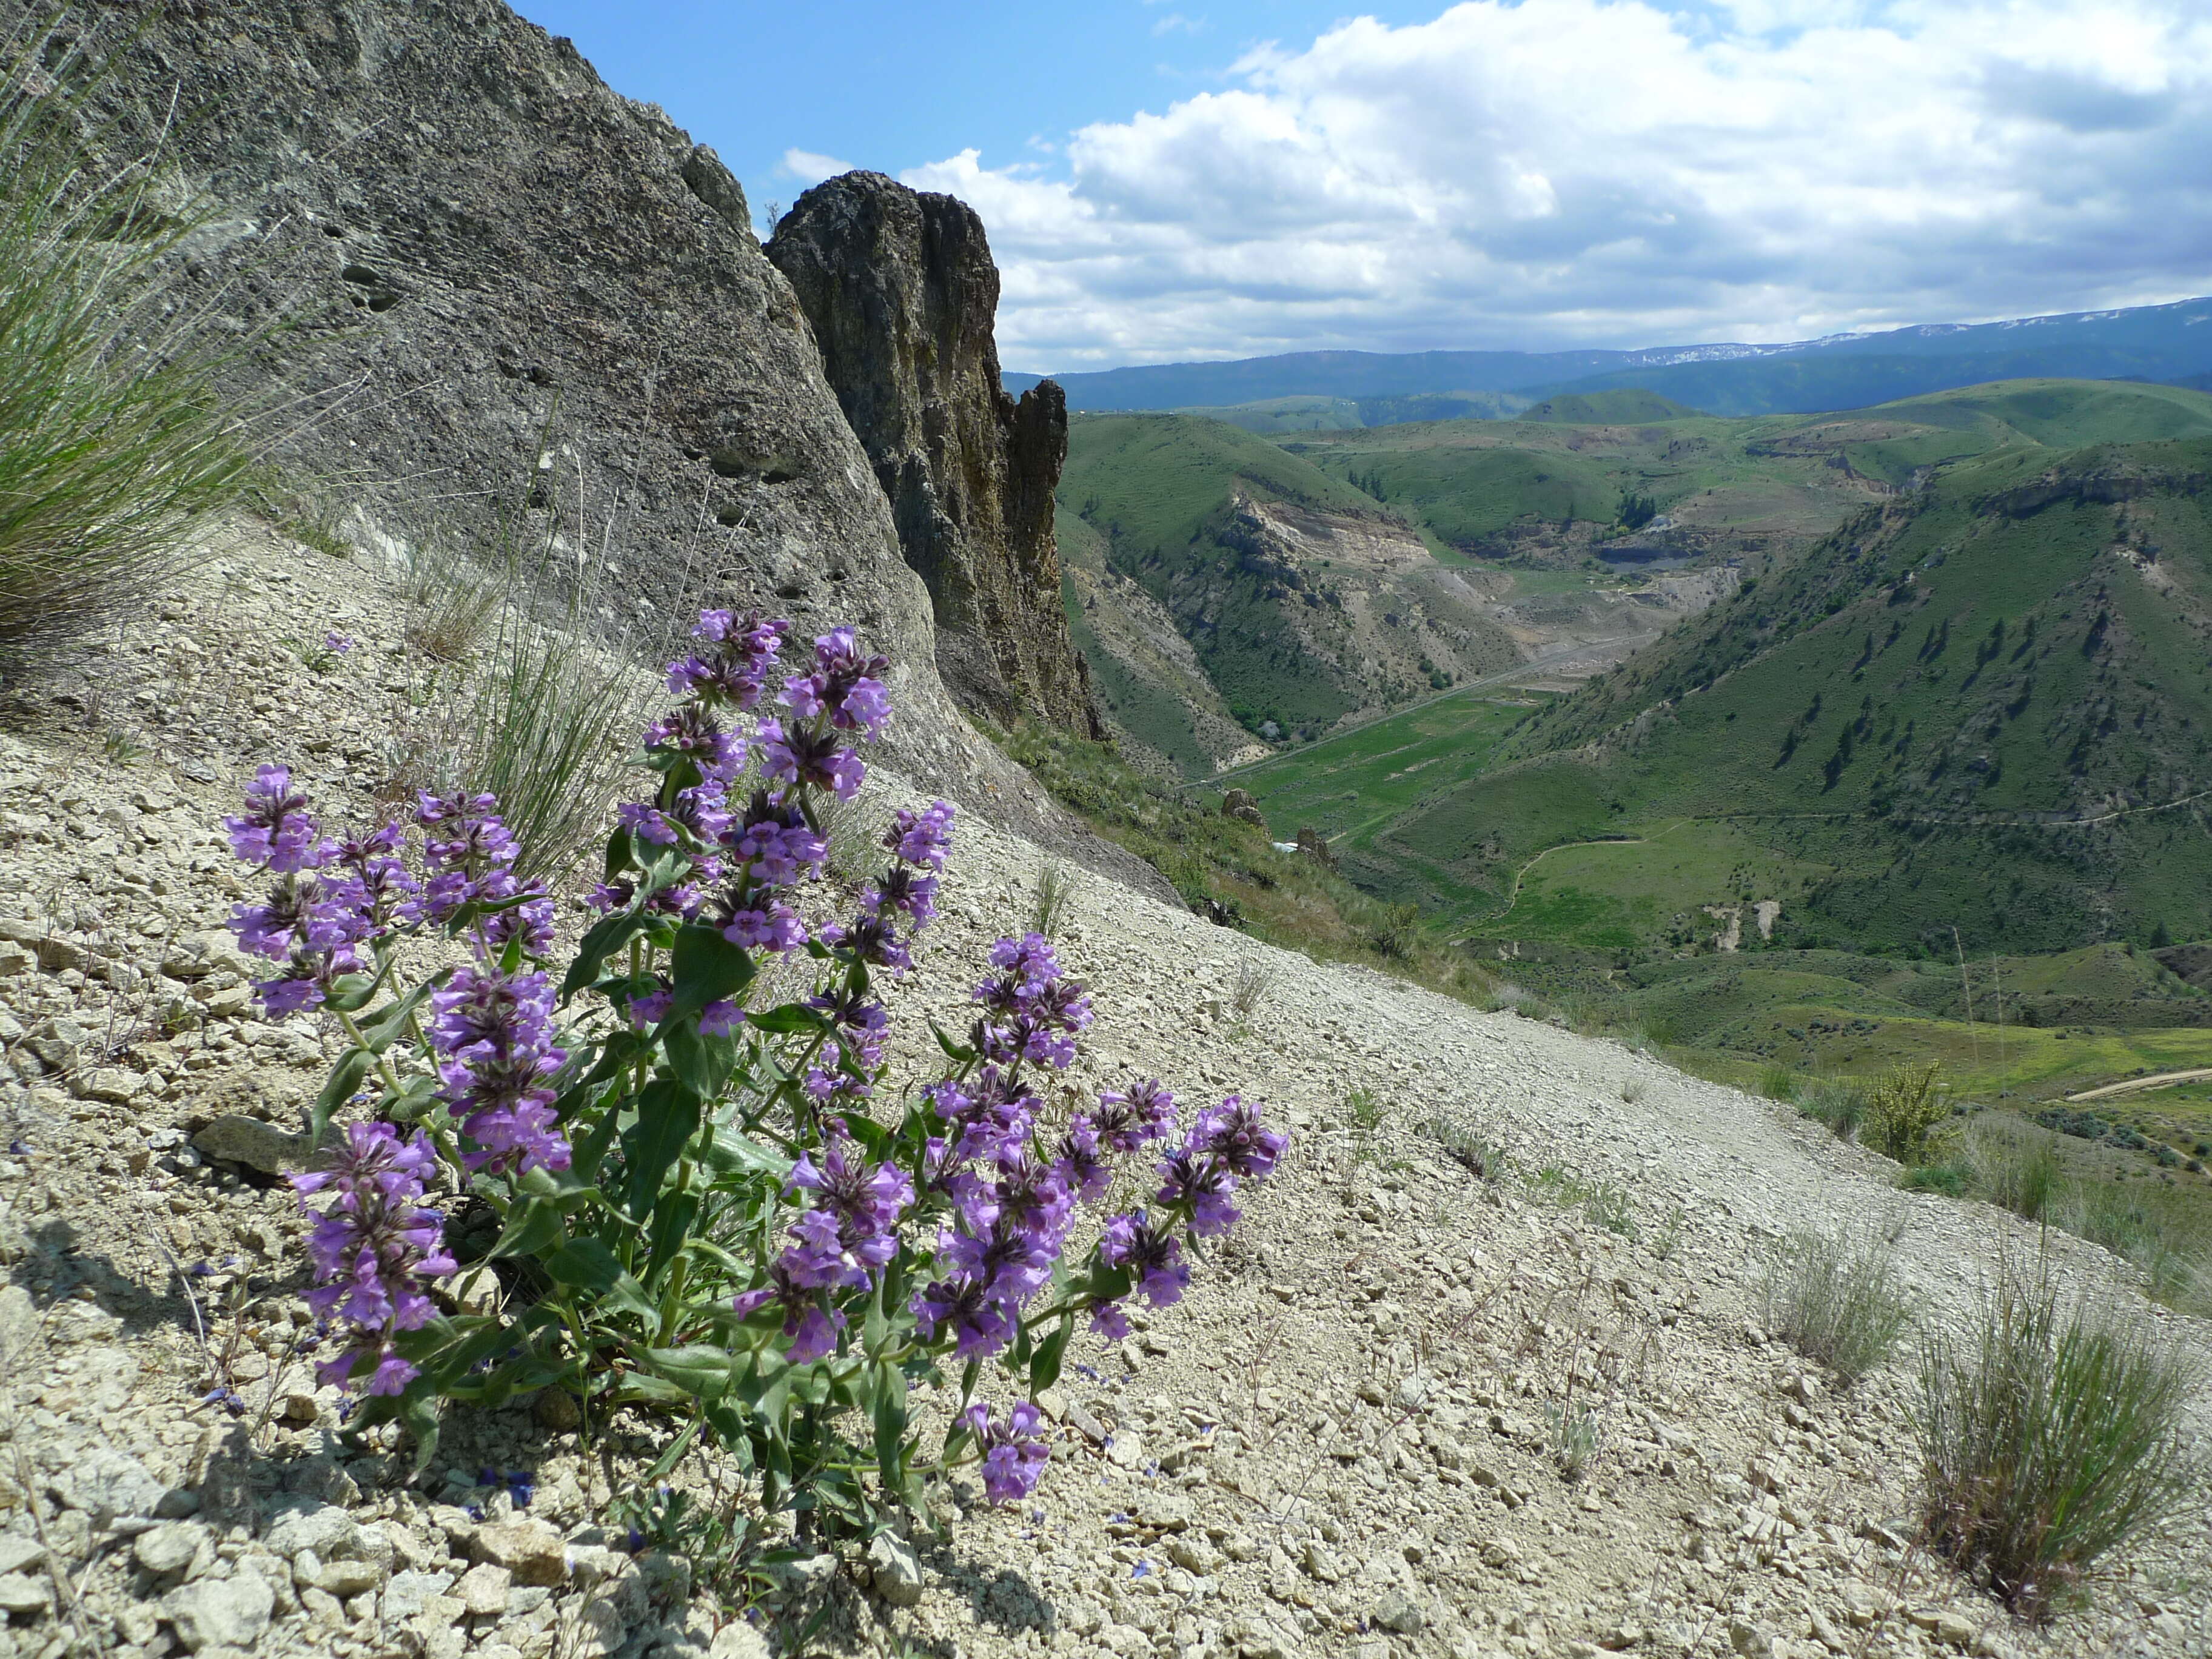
[24,0,1121,862]
[768,173,1100,737]
[0,517,2204,1659]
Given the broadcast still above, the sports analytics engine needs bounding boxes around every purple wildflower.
[1056,1118,1112,1204]
[292,1123,455,1396]
[1099,1211,1191,1307]
[867,866,939,930]
[884,800,956,870]
[910,1273,1016,1358]
[786,1130,912,1273]
[960,1401,1050,1504]
[1155,1145,1239,1237]
[699,1000,745,1038]
[617,802,679,846]
[756,717,866,801]
[225,765,326,873]
[643,702,744,781]
[779,626,893,736]
[1093,1080,1178,1154]
[717,891,806,954]
[731,1259,846,1364]
[666,609,787,710]
[806,985,890,1067]
[1189,1095,1287,1182]
[427,967,570,1176]
[726,793,828,885]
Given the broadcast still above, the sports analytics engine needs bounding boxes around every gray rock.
[1375,1587,1426,1635]
[766,172,1100,740]
[192,1114,313,1175]
[52,1447,164,1527]
[0,1537,43,1577]
[135,1521,209,1577]
[708,1622,773,1659]
[866,1533,923,1607]
[261,1497,363,1561]
[454,1561,511,1617]
[469,1518,568,1586]
[381,1569,457,1621]
[0,1572,49,1615]
[163,1569,275,1652]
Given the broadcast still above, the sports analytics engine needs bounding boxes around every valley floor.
[0,525,2203,1659]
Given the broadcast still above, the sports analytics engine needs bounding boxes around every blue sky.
[514,2,2212,372]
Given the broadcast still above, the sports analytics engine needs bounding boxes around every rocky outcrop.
[765,173,1101,737]
[27,0,1165,894]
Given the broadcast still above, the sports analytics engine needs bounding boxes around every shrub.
[0,49,256,679]
[1761,1228,1912,1385]
[1865,1063,1949,1164]
[1368,902,1423,960]
[218,611,1285,1544]
[1919,1260,2199,1617]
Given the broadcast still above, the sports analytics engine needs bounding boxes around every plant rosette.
[221,609,1286,1536]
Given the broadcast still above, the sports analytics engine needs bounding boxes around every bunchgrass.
[0,43,256,680]
[1797,1075,1868,1142]
[1918,1257,2199,1618]
[1968,1118,2063,1224]
[1229,956,1275,1024]
[1761,1228,1913,1386]
[403,527,506,662]
[1031,860,1076,939]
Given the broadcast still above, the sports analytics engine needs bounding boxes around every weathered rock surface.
[27,0,1171,899]
[767,172,1101,736]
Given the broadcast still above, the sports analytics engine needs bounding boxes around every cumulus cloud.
[779,147,858,187]
[899,0,2212,367]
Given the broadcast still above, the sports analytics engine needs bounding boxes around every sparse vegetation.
[1797,1074,1868,1142]
[0,45,258,680]
[1761,1228,1914,1385]
[1229,956,1275,1025]
[1918,1258,2199,1617]
[1031,860,1077,939]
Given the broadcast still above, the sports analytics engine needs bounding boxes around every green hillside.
[1238,431,2212,958]
[1520,389,1703,423]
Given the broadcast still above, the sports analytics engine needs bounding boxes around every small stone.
[533,1389,581,1430]
[191,1114,312,1175]
[135,1521,208,1576]
[1374,1587,1425,1634]
[75,1067,142,1103]
[1934,1613,1977,1649]
[454,1561,511,1616]
[469,1518,568,1586]
[0,1573,50,1616]
[163,1569,275,1652]
[0,1537,44,1577]
[865,1534,922,1607]
[708,1621,772,1659]
[263,1498,362,1561]
[314,1555,384,1596]
[52,1447,165,1526]
[381,1568,457,1621]
[1301,1540,1343,1583]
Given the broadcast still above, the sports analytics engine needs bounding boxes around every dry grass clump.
[1918,1258,2199,1618]
[1761,1227,1914,1385]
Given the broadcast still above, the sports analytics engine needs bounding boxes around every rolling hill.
[1008,295,2212,423]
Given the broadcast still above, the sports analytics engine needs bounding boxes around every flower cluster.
[427,966,571,1176]
[973,933,1093,1070]
[226,766,384,1016]
[734,1130,914,1361]
[962,1401,1051,1504]
[292,1123,456,1396]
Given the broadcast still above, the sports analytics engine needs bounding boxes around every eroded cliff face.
[24,0,1165,893]
[765,173,1101,737]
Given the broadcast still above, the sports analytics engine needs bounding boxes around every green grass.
[0,47,257,679]
[1761,1229,1914,1385]
[1919,1257,2200,1618]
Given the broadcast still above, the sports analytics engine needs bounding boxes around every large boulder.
[766,173,1102,737]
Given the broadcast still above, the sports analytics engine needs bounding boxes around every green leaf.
[1028,1318,1073,1397]
[489,1196,566,1260]
[703,1127,794,1182]
[357,976,443,1053]
[621,1079,703,1218]
[541,1238,657,1322]
[603,825,635,883]
[397,1387,443,1474]
[642,1191,700,1290]
[320,971,381,1014]
[310,1048,374,1148]
[561,909,653,1002]
[669,923,756,1015]
[930,1019,977,1063]
[662,1019,734,1101]
[747,1003,830,1036]
[644,1347,734,1400]
[871,1362,908,1491]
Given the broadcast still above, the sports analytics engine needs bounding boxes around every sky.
[513,1,2212,374]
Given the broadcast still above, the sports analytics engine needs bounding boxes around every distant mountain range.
[1007,297,2212,421]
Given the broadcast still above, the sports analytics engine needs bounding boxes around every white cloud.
[779,147,857,186]
[1151,12,1203,35]
[900,0,2212,367]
